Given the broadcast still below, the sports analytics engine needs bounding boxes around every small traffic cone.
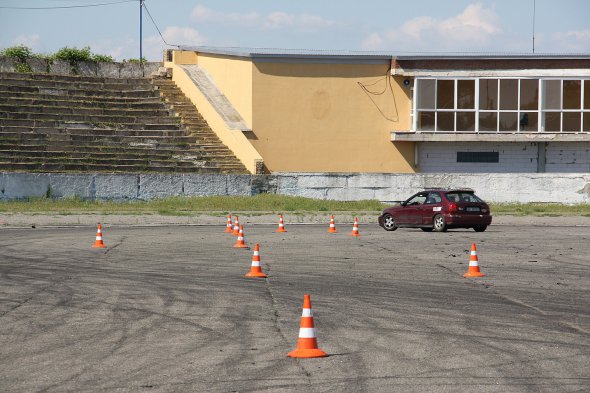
[224,214,233,233]
[233,225,248,248]
[327,215,337,233]
[276,214,287,233]
[350,217,360,237]
[232,216,240,236]
[288,294,327,358]
[92,223,106,248]
[245,244,267,278]
[463,243,485,277]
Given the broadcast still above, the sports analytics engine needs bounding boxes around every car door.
[399,192,427,225]
[420,192,443,225]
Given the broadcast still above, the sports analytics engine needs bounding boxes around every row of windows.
[414,78,590,132]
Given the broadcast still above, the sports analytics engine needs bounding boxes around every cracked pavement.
[0,222,589,392]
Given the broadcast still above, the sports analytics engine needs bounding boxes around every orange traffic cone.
[288,294,327,358]
[245,244,267,278]
[350,217,360,237]
[224,214,233,233]
[463,243,485,277]
[232,216,240,236]
[276,214,287,233]
[92,223,106,248]
[327,215,337,233]
[233,225,248,248]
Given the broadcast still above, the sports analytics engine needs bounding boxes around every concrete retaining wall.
[0,56,161,78]
[1,172,589,204]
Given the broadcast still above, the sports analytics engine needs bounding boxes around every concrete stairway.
[0,72,247,173]
[150,78,248,173]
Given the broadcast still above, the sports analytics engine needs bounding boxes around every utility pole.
[139,0,144,74]
[533,0,537,53]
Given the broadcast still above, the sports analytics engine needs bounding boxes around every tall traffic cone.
[232,216,240,236]
[92,223,106,248]
[245,244,267,278]
[288,294,327,358]
[327,215,337,233]
[350,217,360,237]
[233,225,248,248]
[224,214,233,233]
[276,214,287,233]
[463,243,485,277]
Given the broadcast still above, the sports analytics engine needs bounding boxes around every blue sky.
[1,0,589,61]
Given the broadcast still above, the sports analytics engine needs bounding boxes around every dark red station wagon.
[378,189,492,232]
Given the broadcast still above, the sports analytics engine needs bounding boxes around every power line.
[142,2,178,47]
[0,0,135,10]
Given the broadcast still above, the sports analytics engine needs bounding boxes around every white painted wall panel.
[546,142,590,172]
[418,142,538,173]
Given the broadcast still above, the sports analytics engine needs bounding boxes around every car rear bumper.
[445,213,492,227]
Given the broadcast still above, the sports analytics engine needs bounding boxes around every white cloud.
[13,34,41,50]
[551,29,590,52]
[190,4,333,31]
[144,27,207,61]
[89,37,134,61]
[361,33,384,51]
[361,3,501,51]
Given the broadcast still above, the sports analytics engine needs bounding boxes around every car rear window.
[445,192,483,203]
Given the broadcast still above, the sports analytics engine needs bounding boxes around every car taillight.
[448,202,457,213]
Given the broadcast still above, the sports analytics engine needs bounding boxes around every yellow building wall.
[250,62,415,173]
[195,54,253,128]
[165,54,263,174]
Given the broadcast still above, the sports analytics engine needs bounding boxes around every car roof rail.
[423,187,475,192]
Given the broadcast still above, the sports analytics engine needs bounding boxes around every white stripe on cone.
[298,327,317,338]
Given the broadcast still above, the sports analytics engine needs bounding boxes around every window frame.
[413,77,589,133]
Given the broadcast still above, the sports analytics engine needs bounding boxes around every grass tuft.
[0,195,387,215]
[1,196,589,216]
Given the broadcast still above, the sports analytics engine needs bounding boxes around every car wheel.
[433,214,447,232]
[473,225,487,232]
[421,227,433,232]
[382,214,398,231]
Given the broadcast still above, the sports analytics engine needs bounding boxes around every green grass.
[0,195,387,215]
[489,203,590,216]
[1,196,589,216]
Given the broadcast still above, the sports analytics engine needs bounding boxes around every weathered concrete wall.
[0,56,161,78]
[0,172,589,204]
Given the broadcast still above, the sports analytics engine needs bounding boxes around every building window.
[415,78,589,133]
[457,152,499,163]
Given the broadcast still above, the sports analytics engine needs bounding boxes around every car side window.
[425,192,442,204]
[446,193,458,202]
[407,194,427,205]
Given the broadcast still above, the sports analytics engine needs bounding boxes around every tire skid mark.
[102,236,127,255]
[0,274,73,318]
[263,262,314,385]
[436,262,589,336]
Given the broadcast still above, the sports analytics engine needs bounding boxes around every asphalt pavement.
[0,221,589,392]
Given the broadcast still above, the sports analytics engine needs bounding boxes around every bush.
[0,45,33,62]
[124,57,147,64]
[1,45,34,72]
[91,54,114,63]
[53,46,93,62]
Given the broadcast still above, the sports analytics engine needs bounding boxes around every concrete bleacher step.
[0,84,159,98]
[0,161,225,173]
[0,104,171,118]
[0,77,151,91]
[0,89,162,103]
[0,71,150,85]
[0,119,183,131]
[0,71,249,174]
[4,96,166,110]
[0,111,179,124]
